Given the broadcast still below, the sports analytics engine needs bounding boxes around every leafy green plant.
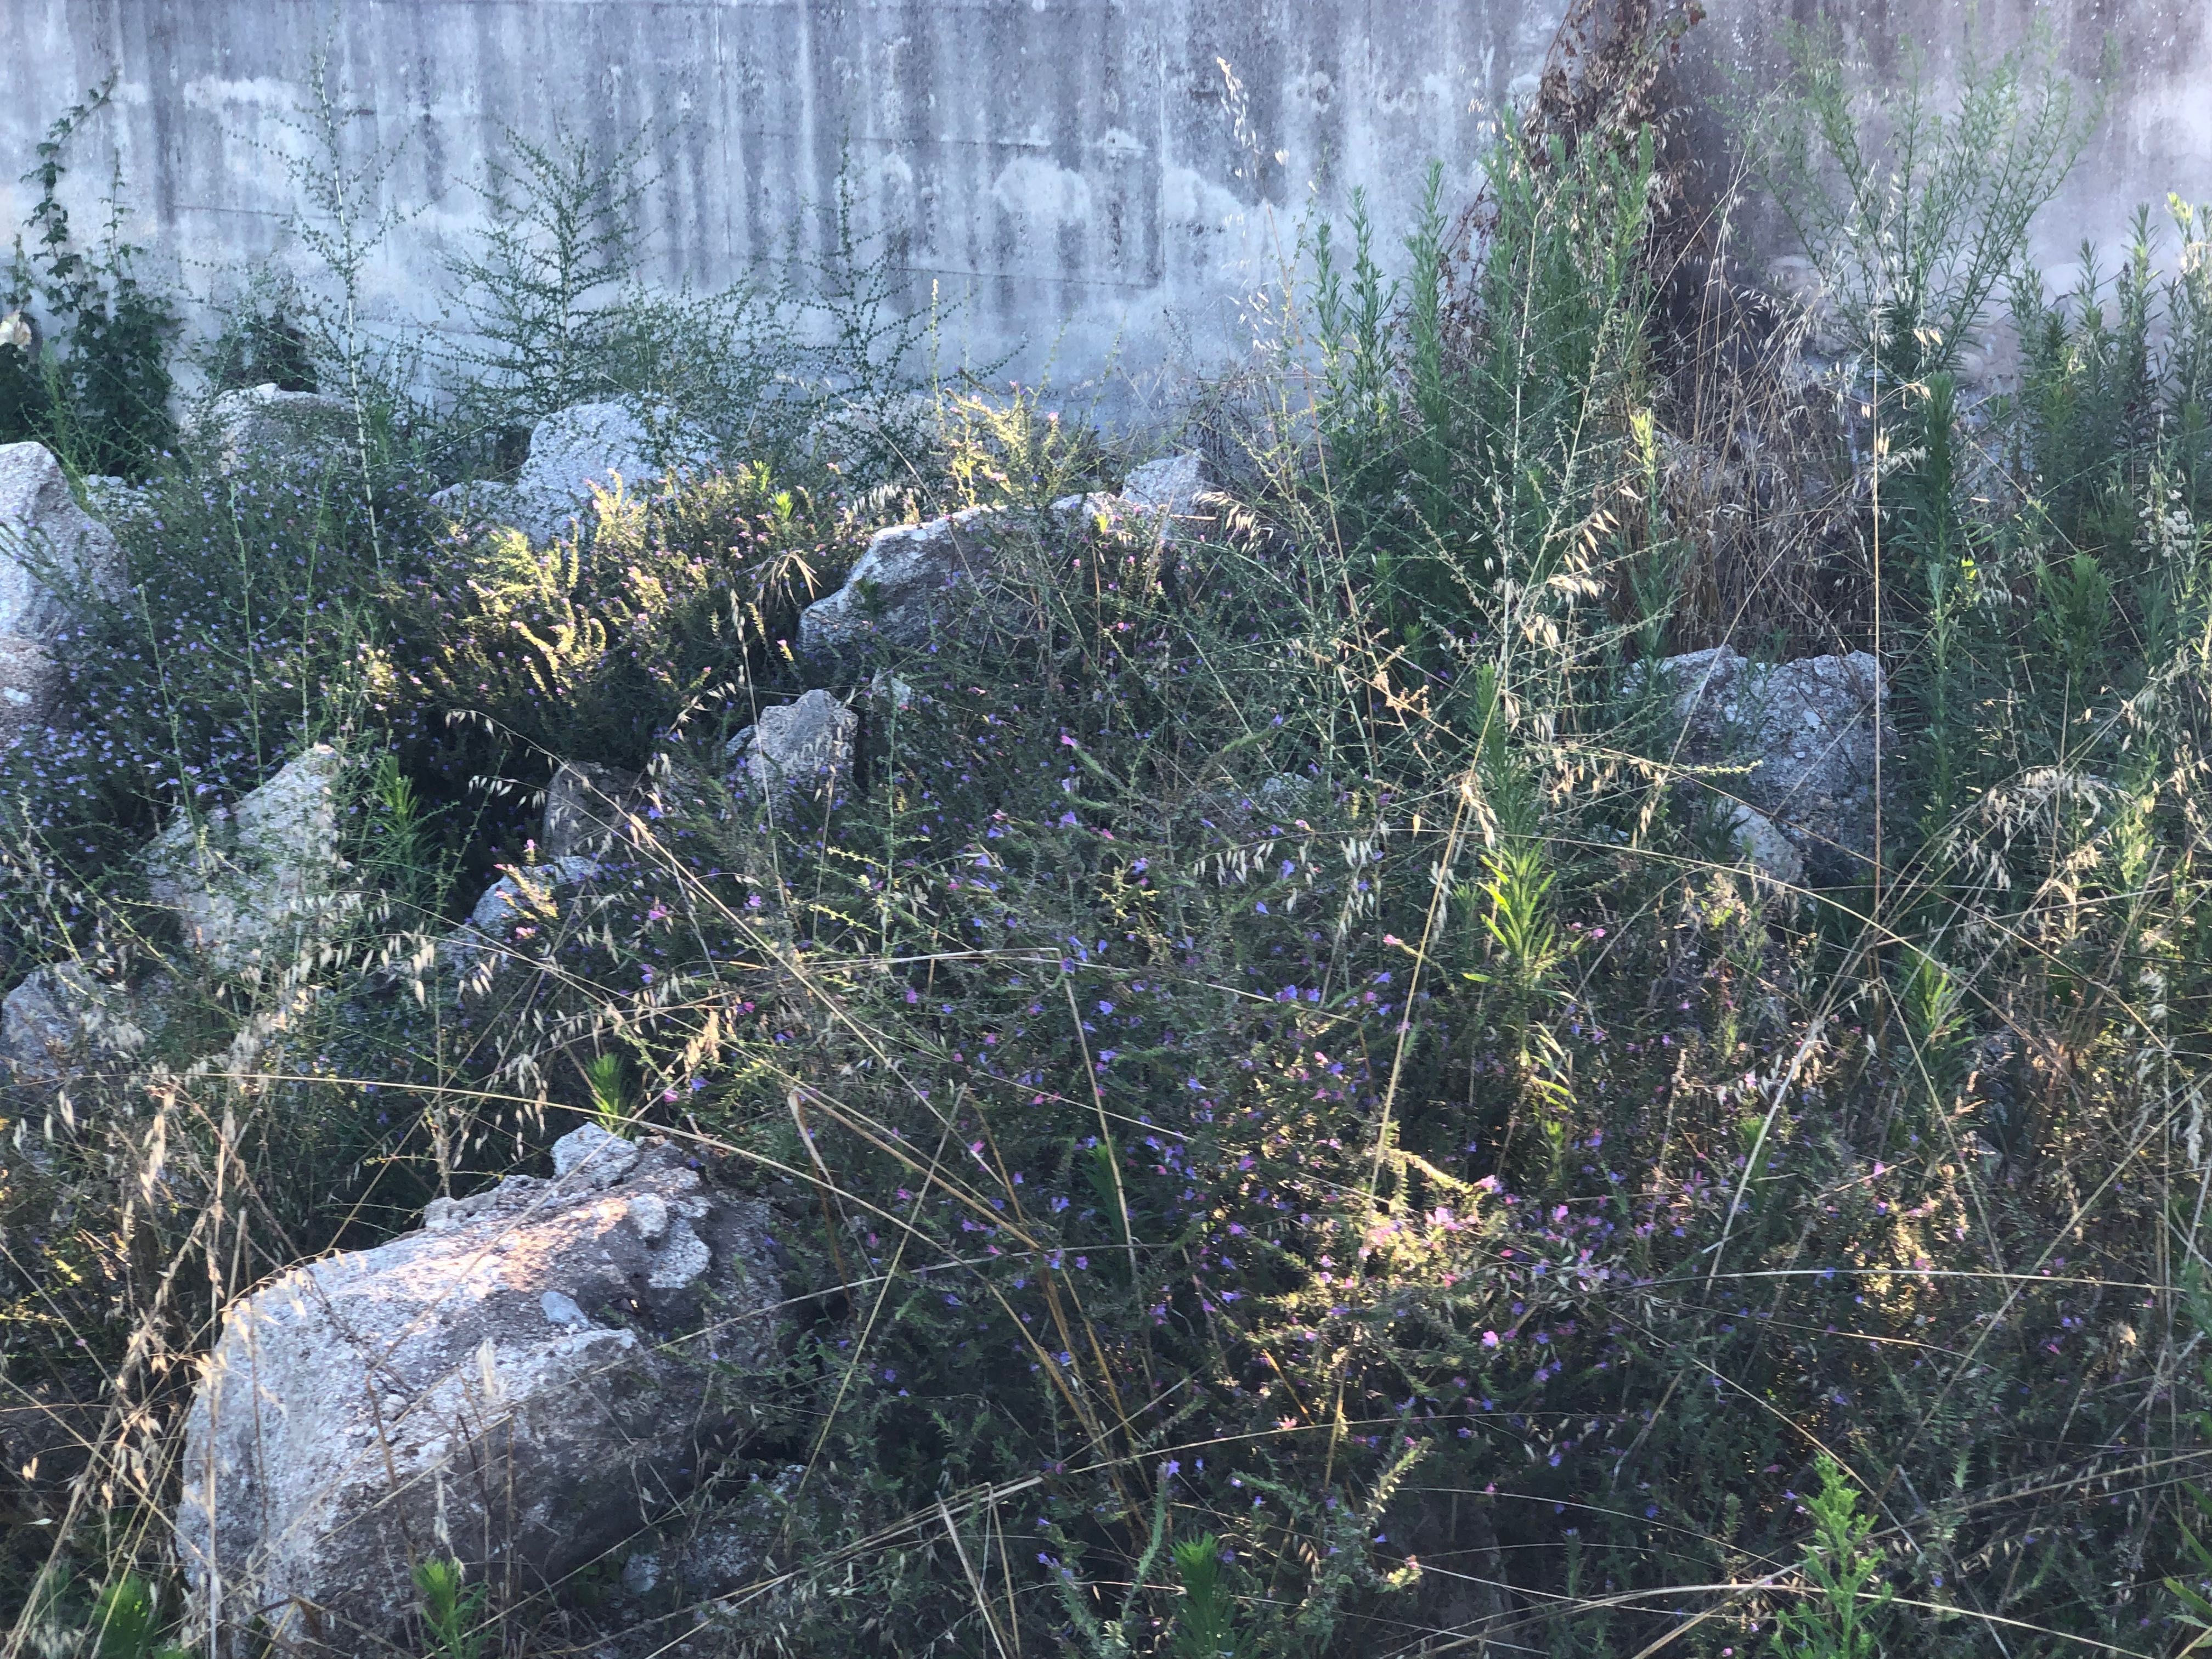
[1767,1457,1894,1658]
[88,1573,191,1659]
[391,461,843,776]
[411,1557,489,1659]
[1744,21,2089,391]
[1169,1534,1238,1659]
[443,124,658,432]
[939,382,1109,515]
[583,1051,629,1132]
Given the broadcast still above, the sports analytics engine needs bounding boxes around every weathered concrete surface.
[1668,3,2212,307]
[3,0,1568,404]
[2,4,2205,400]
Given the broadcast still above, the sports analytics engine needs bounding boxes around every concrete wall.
[5,2,2211,409]
[1684,1,2212,293]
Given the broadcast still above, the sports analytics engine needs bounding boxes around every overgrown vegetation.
[8,18,2212,1659]
[1,81,177,477]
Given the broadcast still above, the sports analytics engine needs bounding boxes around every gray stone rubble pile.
[175,1124,782,1655]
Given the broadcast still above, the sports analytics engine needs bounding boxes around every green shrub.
[385,462,848,778]
[0,81,177,476]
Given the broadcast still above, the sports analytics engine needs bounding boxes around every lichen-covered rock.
[174,1126,782,1656]
[726,690,857,790]
[1052,450,1211,543]
[0,441,122,640]
[80,472,154,528]
[1,963,168,1081]
[425,475,532,536]
[193,384,357,472]
[525,401,713,506]
[1723,802,1805,889]
[797,506,1006,657]
[797,451,1215,658]
[1657,646,1887,881]
[146,746,351,971]
[432,402,716,545]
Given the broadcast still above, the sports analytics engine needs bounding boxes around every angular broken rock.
[1052,450,1212,544]
[175,1125,782,1655]
[1120,452,1209,522]
[797,452,1214,659]
[0,440,122,641]
[80,472,153,526]
[432,401,716,545]
[726,689,857,791]
[1723,802,1805,889]
[146,746,351,972]
[441,854,602,983]
[526,400,714,507]
[1,962,168,1082]
[1655,645,1887,882]
[797,505,1005,657]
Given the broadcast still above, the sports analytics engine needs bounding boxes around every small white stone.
[646,1217,713,1290]
[541,1290,588,1328]
[629,1193,670,1247]
[551,1124,640,1186]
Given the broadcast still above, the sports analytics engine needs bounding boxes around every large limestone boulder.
[174,1126,782,1655]
[797,505,1005,657]
[524,400,713,507]
[192,385,357,472]
[0,441,122,640]
[433,402,716,545]
[797,452,1212,658]
[1,962,168,1082]
[146,746,351,971]
[0,443,123,744]
[1656,646,1887,881]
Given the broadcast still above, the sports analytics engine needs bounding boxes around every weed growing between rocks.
[7,20,2212,1659]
